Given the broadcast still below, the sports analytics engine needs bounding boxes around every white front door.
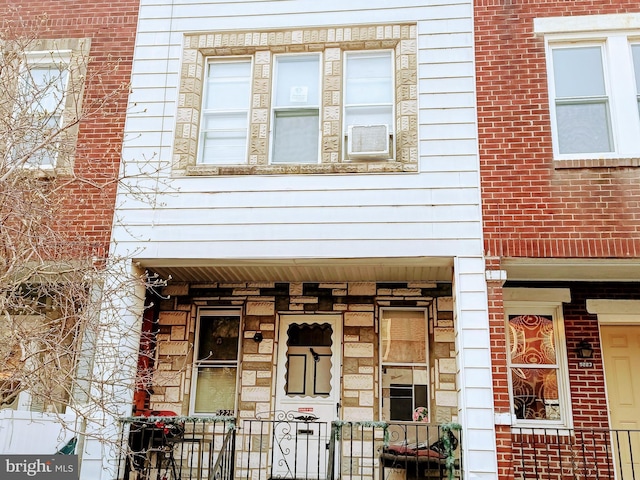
[601,325,640,479]
[272,314,342,479]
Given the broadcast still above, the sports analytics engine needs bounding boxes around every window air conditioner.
[347,124,389,158]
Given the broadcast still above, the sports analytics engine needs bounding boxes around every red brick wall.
[476,0,640,260]
[476,3,640,476]
[1,0,140,258]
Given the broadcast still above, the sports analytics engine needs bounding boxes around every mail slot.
[298,429,314,435]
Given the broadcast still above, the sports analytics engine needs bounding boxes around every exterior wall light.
[576,340,594,359]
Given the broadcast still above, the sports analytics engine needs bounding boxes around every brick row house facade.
[0,0,140,470]
[475,1,640,479]
[3,0,640,479]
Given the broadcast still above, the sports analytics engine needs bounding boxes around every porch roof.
[138,257,454,283]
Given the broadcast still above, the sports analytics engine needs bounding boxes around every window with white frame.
[271,54,321,164]
[505,302,571,425]
[537,14,640,160]
[633,43,640,113]
[175,24,418,175]
[13,54,70,168]
[550,45,612,155]
[5,38,90,173]
[191,309,241,415]
[198,60,252,165]
[380,309,429,422]
[344,51,394,161]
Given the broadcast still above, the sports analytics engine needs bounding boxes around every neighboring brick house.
[476,1,640,478]
[109,1,498,479]
[0,0,139,471]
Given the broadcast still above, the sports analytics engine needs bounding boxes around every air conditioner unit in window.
[347,124,389,159]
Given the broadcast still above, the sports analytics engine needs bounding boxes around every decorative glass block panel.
[508,314,556,365]
[510,367,560,420]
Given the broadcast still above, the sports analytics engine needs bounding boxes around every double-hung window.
[551,46,612,155]
[344,51,394,160]
[191,309,241,415]
[198,60,252,165]
[177,24,417,175]
[380,309,429,422]
[504,294,572,426]
[271,54,321,164]
[13,51,71,168]
[537,14,640,160]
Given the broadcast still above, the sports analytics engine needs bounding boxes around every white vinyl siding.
[271,54,320,164]
[198,60,252,164]
[117,4,493,474]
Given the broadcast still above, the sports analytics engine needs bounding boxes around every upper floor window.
[504,289,572,427]
[633,44,640,113]
[344,51,394,161]
[174,24,417,176]
[271,54,321,164]
[13,52,70,168]
[550,45,612,155]
[4,38,90,174]
[536,14,640,161]
[198,60,252,165]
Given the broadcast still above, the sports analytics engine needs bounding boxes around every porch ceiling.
[140,257,454,283]
[502,258,640,282]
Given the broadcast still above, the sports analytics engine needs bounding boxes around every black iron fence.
[117,415,235,480]
[117,414,463,480]
[511,427,640,479]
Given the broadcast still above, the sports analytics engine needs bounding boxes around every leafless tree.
[0,8,167,455]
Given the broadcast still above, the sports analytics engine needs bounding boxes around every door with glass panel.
[273,314,341,479]
[191,309,241,415]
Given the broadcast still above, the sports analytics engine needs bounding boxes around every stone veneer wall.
[174,24,418,175]
[147,281,458,424]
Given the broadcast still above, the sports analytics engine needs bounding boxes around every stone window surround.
[3,38,91,176]
[173,24,418,176]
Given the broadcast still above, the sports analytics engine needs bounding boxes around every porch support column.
[453,256,499,478]
[78,260,146,480]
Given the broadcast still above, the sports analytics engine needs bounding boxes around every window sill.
[511,425,573,436]
[554,157,640,169]
[183,161,417,176]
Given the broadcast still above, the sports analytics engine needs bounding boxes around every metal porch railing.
[117,415,236,480]
[238,415,462,480]
[512,427,640,479]
[117,414,463,480]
